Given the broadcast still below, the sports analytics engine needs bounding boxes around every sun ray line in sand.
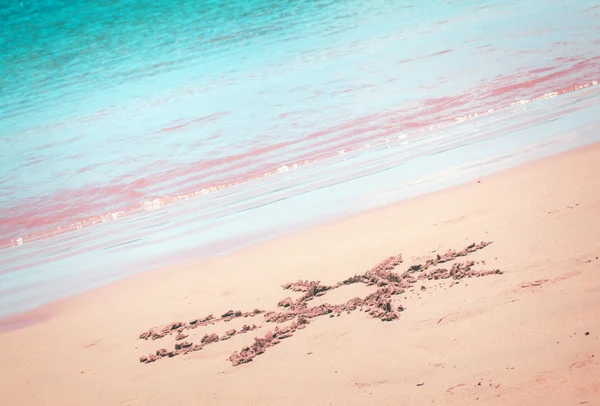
[137,241,502,366]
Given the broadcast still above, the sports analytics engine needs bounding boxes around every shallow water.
[1,0,599,319]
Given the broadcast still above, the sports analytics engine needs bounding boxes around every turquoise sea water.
[1,0,599,322]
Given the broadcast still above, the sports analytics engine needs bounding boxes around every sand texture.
[1,143,599,405]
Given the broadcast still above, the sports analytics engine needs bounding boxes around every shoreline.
[1,140,598,333]
[1,141,599,405]
[2,105,599,321]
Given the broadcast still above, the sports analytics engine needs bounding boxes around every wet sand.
[1,142,599,405]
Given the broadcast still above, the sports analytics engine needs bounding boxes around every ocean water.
[1,0,599,321]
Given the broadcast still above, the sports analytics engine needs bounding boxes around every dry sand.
[1,143,599,405]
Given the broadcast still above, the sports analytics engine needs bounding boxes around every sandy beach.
[1,142,599,406]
